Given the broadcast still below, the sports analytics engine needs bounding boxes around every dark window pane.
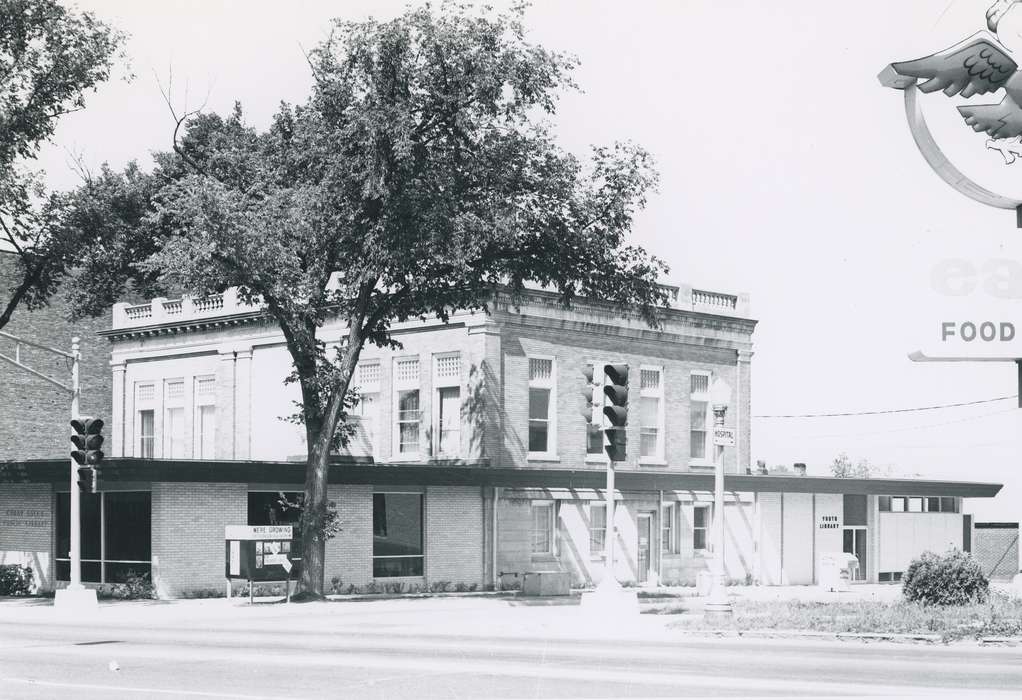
[843,529,854,553]
[106,562,152,583]
[843,494,867,526]
[528,388,550,420]
[927,497,940,512]
[105,492,151,561]
[81,493,101,560]
[81,561,101,583]
[248,492,302,526]
[693,529,706,550]
[878,496,891,512]
[57,493,70,559]
[373,557,423,577]
[56,560,70,581]
[373,493,422,557]
[941,497,957,513]
[693,507,707,528]
[528,423,548,452]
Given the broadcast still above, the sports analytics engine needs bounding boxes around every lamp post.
[704,376,733,619]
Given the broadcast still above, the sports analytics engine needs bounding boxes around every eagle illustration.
[880,0,1022,162]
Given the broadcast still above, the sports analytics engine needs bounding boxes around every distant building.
[0,280,1005,596]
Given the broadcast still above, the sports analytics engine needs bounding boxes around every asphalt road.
[0,597,1020,699]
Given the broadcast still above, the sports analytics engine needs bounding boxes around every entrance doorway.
[637,513,653,583]
[842,527,867,581]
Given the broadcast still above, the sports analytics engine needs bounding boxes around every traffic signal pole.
[0,332,96,609]
[69,337,82,592]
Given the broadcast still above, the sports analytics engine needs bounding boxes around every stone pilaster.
[737,349,754,474]
[234,348,253,459]
[110,362,126,457]
[216,350,236,459]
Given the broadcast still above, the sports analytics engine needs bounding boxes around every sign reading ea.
[880,0,1022,223]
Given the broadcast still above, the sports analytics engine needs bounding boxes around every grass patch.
[668,592,1022,642]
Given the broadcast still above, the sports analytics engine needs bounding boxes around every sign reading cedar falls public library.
[224,525,301,582]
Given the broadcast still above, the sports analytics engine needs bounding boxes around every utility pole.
[0,332,97,610]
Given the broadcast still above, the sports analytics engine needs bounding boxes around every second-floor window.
[193,376,215,459]
[640,367,664,460]
[135,383,155,458]
[528,357,555,457]
[690,372,711,462]
[394,357,420,455]
[433,353,461,457]
[164,379,185,458]
[353,361,381,456]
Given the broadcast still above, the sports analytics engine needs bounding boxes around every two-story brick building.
[0,282,1004,597]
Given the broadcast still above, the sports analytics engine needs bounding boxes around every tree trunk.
[297,435,331,599]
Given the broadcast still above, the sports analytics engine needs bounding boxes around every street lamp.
[704,376,732,619]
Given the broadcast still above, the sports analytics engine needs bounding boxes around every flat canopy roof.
[0,458,1003,498]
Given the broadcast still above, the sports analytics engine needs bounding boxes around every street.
[1,596,1020,698]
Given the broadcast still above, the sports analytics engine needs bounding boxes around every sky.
[34,0,1022,520]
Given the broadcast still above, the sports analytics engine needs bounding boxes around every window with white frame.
[640,367,664,460]
[693,505,709,551]
[394,357,420,456]
[661,503,676,554]
[689,372,711,461]
[193,376,216,459]
[528,357,555,457]
[352,361,381,456]
[135,383,155,458]
[433,353,461,457]
[585,362,603,457]
[531,501,555,555]
[589,502,606,553]
[164,379,185,458]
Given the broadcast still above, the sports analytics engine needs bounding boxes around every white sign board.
[913,259,1022,360]
[224,525,293,541]
[713,427,736,446]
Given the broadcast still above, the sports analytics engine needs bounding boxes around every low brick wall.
[973,523,1019,580]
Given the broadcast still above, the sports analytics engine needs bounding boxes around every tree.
[830,453,891,479]
[0,0,125,330]
[64,3,669,598]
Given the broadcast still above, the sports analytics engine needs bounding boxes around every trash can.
[818,552,859,592]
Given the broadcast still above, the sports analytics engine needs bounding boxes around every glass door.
[637,513,653,583]
[842,527,867,581]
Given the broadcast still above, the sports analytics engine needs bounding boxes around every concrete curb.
[679,628,1022,646]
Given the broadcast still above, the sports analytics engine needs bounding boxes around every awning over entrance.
[0,457,1003,498]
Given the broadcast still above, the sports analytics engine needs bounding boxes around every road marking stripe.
[1,677,312,700]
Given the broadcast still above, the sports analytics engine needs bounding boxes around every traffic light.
[71,418,104,492]
[602,364,629,461]
[580,365,602,445]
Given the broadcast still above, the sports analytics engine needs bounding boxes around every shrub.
[902,549,989,606]
[0,564,33,596]
[108,571,155,600]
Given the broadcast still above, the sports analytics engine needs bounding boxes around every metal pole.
[69,337,82,591]
[705,403,732,617]
[604,454,616,579]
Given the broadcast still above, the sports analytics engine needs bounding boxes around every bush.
[0,564,33,596]
[106,571,155,600]
[902,549,989,606]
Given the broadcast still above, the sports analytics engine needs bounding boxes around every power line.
[791,407,1018,440]
[753,394,1018,419]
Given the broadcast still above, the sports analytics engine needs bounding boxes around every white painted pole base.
[703,569,733,620]
[580,576,639,615]
[54,585,98,611]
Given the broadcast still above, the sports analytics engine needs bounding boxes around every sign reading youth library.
[879,1,1022,222]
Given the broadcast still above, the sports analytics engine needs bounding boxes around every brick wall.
[972,523,1019,580]
[324,484,373,588]
[0,252,112,460]
[0,483,54,591]
[425,485,484,585]
[151,482,247,597]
